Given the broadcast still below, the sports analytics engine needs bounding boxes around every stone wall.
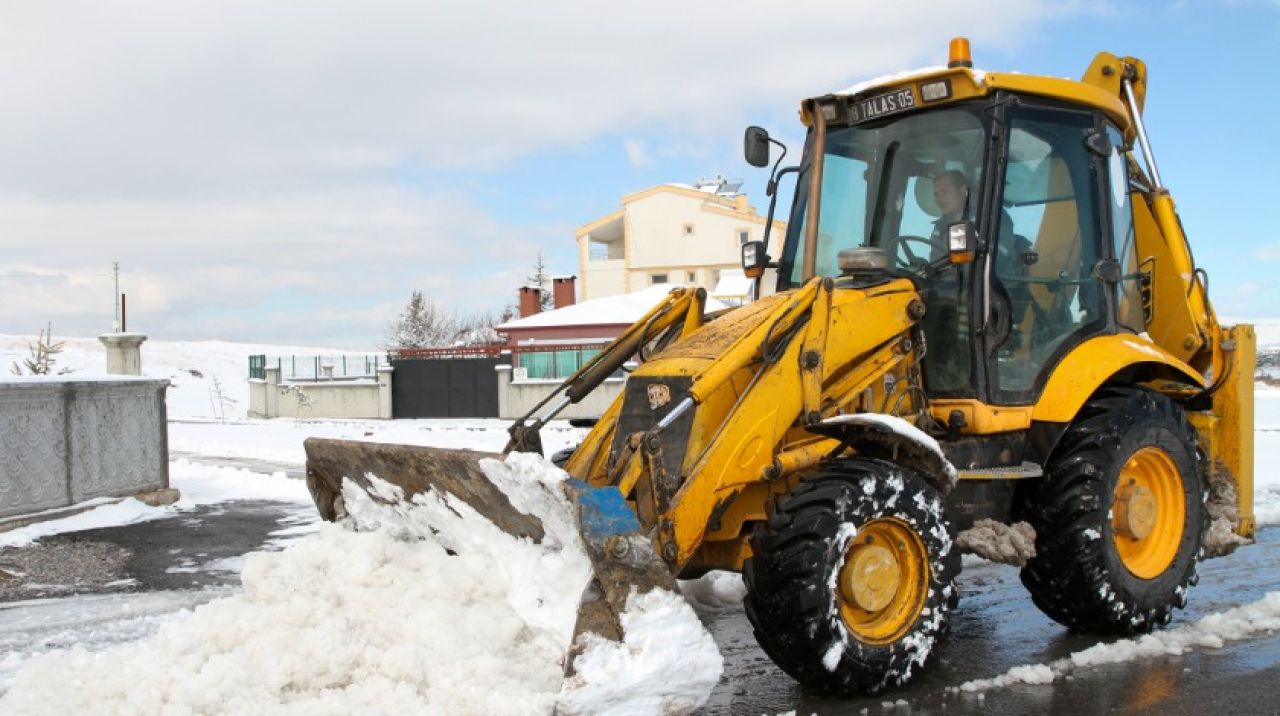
[0,378,170,520]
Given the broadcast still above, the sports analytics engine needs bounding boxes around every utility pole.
[113,262,120,333]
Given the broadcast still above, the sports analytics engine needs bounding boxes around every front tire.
[1021,387,1206,633]
[743,458,955,695]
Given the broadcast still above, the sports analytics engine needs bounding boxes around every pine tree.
[526,252,554,311]
[387,291,512,349]
[387,290,459,348]
[11,323,70,375]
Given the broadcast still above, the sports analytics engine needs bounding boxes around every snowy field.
[2,333,1280,713]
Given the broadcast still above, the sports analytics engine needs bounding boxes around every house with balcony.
[575,176,786,301]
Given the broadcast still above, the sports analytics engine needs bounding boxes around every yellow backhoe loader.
[305,38,1255,694]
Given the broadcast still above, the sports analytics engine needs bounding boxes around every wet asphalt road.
[4,454,1280,714]
[700,526,1280,715]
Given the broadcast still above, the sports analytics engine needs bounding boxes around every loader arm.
[564,275,930,570]
[503,286,707,455]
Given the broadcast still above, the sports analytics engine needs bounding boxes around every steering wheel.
[888,235,951,277]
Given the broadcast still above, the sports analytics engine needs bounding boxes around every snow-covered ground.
[0,334,350,419]
[0,454,724,714]
[3,333,1280,712]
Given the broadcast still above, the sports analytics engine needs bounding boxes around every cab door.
[986,104,1109,402]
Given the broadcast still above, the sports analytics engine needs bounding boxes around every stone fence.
[0,378,171,520]
[248,366,394,419]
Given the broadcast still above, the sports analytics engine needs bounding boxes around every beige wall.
[496,365,624,420]
[249,366,393,419]
[584,258,627,299]
[577,187,785,300]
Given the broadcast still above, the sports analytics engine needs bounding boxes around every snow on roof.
[833,65,986,96]
[497,284,729,331]
[711,270,753,299]
[662,176,742,198]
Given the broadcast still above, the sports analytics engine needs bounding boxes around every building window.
[686,271,696,283]
[738,228,750,245]
[683,223,695,238]
[651,273,668,284]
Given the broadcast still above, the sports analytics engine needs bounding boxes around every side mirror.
[744,126,771,168]
[947,222,977,265]
[741,240,770,278]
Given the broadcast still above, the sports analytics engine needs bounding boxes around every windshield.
[778,105,988,287]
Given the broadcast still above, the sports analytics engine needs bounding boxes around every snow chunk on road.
[956,591,1280,693]
[558,588,723,715]
[679,570,746,611]
[0,452,722,715]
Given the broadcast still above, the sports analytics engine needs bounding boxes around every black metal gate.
[390,357,501,418]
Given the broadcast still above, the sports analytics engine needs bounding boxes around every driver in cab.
[930,169,970,251]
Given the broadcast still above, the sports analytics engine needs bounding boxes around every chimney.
[519,286,542,318]
[552,276,576,309]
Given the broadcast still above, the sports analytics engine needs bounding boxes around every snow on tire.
[1020,387,1206,634]
[743,457,956,695]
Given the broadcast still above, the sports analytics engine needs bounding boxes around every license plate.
[851,88,917,123]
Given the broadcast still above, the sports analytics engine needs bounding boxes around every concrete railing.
[0,378,171,520]
[248,366,394,419]
[495,365,625,420]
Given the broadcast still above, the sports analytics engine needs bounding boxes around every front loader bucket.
[302,438,676,675]
[304,438,545,540]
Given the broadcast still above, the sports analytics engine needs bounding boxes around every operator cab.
[744,58,1143,407]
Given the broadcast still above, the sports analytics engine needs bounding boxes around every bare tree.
[387,290,506,349]
[208,375,238,422]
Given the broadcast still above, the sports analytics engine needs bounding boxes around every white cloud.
[0,1,1082,344]
[1257,244,1280,262]
[0,1,1059,195]
[0,190,563,343]
[624,139,654,169]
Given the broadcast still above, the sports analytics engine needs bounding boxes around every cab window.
[991,108,1106,396]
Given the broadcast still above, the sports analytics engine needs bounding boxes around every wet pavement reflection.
[697,527,1280,715]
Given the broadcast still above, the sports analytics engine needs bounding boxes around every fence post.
[265,366,281,417]
[495,364,513,419]
[377,365,394,419]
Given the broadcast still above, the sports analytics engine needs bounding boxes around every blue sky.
[1,2,1276,346]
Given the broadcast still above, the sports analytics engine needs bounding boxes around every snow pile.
[955,590,1280,693]
[557,589,724,715]
[0,453,723,715]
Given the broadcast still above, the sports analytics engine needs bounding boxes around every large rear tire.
[743,458,956,695]
[1020,387,1206,633]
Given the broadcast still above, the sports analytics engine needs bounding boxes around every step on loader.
[305,38,1255,694]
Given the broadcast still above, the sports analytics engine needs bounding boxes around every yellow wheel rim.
[837,518,929,645]
[1112,447,1185,579]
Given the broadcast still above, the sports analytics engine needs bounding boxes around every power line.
[0,272,114,280]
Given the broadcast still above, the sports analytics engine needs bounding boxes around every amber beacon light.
[948,37,972,68]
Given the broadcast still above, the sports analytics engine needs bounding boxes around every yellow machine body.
[560,50,1254,576]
